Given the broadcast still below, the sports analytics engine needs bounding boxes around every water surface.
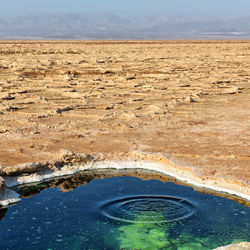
[0,172,250,249]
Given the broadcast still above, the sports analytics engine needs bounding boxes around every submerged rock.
[0,188,21,206]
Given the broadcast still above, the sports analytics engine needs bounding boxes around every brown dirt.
[0,40,249,187]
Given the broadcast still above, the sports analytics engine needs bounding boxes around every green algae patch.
[115,217,244,250]
[118,212,172,249]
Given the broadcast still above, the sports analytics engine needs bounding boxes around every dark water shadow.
[11,168,249,207]
[0,207,8,222]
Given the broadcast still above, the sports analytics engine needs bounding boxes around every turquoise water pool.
[0,171,249,249]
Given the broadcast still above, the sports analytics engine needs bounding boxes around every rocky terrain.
[0,40,250,200]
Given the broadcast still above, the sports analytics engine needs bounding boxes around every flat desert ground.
[0,41,249,197]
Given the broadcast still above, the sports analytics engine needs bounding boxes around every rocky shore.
[0,150,249,207]
[0,152,249,250]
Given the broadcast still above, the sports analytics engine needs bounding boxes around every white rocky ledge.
[2,160,250,204]
[0,188,21,206]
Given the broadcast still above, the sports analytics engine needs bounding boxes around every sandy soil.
[0,41,249,190]
[215,242,250,250]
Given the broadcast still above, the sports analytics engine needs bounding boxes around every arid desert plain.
[0,41,250,202]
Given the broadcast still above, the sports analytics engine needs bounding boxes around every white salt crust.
[3,160,250,203]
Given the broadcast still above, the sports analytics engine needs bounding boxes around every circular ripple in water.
[101,195,196,223]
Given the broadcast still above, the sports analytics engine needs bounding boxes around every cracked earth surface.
[0,41,249,188]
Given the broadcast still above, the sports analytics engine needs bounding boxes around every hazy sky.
[1,0,250,18]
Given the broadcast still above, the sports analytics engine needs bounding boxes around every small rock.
[5,106,19,112]
[0,128,8,133]
[223,87,239,94]
[96,60,105,63]
[94,78,103,81]
[68,82,77,86]
[183,96,192,103]
[103,70,115,75]
[32,131,40,135]
[78,60,88,64]
[105,105,114,110]
[56,106,73,114]
[212,80,231,85]
[0,176,6,193]
[133,98,144,102]
[190,94,200,102]
[0,93,15,101]
[180,94,200,103]
[134,83,144,88]
[180,83,191,87]
[126,75,136,80]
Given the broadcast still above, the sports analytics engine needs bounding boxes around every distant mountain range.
[0,13,250,39]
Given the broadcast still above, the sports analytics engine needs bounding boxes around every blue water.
[0,175,250,249]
